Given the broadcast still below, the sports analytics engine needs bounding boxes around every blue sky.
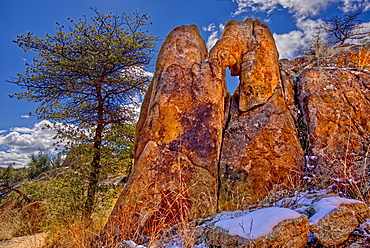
[0,0,369,167]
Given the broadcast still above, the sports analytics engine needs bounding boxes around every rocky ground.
[0,233,46,248]
[118,190,370,248]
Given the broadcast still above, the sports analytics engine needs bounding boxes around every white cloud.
[21,115,30,118]
[0,120,59,168]
[232,0,370,17]
[274,30,305,58]
[202,23,217,32]
[232,0,340,17]
[346,21,370,43]
[121,65,153,83]
[233,0,346,16]
[219,23,225,32]
[0,151,30,169]
[361,21,370,32]
[203,23,226,50]
[273,18,328,59]
[10,127,33,133]
[340,0,370,12]
[206,30,220,50]
[231,0,370,58]
[296,18,325,36]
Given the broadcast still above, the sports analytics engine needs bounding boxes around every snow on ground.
[118,190,369,248]
[308,197,364,224]
[274,189,328,208]
[357,219,370,238]
[214,207,301,239]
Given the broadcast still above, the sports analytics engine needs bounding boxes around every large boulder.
[100,24,229,245]
[219,89,305,209]
[229,19,281,112]
[100,141,216,244]
[322,44,370,70]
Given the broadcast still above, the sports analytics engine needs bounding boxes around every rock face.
[100,18,370,246]
[298,67,370,179]
[100,24,229,245]
[199,196,369,248]
[219,87,304,209]
[218,19,304,209]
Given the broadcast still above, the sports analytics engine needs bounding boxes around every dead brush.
[0,193,20,240]
[43,215,108,248]
[0,192,41,240]
[121,163,216,247]
[139,179,199,247]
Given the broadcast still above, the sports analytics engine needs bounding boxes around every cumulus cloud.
[346,20,370,43]
[232,0,370,58]
[203,23,226,50]
[202,23,217,32]
[273,30,306,58]
[0,151,30,169]
[232,0,329,17]
[340,0,370,12]
[231,0,369,17]
[296,18,326,36]
[10,127,33,133]
[273,18,326,59]
[206,30,220,50]
[0,120,59,168]
[21,115,30,119]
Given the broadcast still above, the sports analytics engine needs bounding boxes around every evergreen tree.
[9,8,156,221]
[27,153,53,179]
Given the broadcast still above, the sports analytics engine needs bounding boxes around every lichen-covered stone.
[100,24,226,245]
[219,85,304,209]
[224,19,281,112]
[322,44,370,70]
[310,206,359,247]
[217,19,304,210]
[298,67,370,179]
[100,141,217,245]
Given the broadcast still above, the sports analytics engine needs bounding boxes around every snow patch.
[120,240,147,248]
[215,207,301,239]
[309,197,363,224]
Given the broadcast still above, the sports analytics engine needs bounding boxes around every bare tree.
[323,9,369,46]
[299,28,331,58]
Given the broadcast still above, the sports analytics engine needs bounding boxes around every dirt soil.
[0,233,46,248]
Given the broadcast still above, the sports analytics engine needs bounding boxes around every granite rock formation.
[100,24,228,245]
[99,19,370,246]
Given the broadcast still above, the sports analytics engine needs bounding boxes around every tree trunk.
[83,83,105,223]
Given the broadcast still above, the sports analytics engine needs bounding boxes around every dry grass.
[43,220,101,248]
[0,193,32,240]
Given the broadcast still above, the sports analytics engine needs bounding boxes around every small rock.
[310,205,358,247]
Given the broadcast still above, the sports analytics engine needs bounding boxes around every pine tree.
[9,8,156,221]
